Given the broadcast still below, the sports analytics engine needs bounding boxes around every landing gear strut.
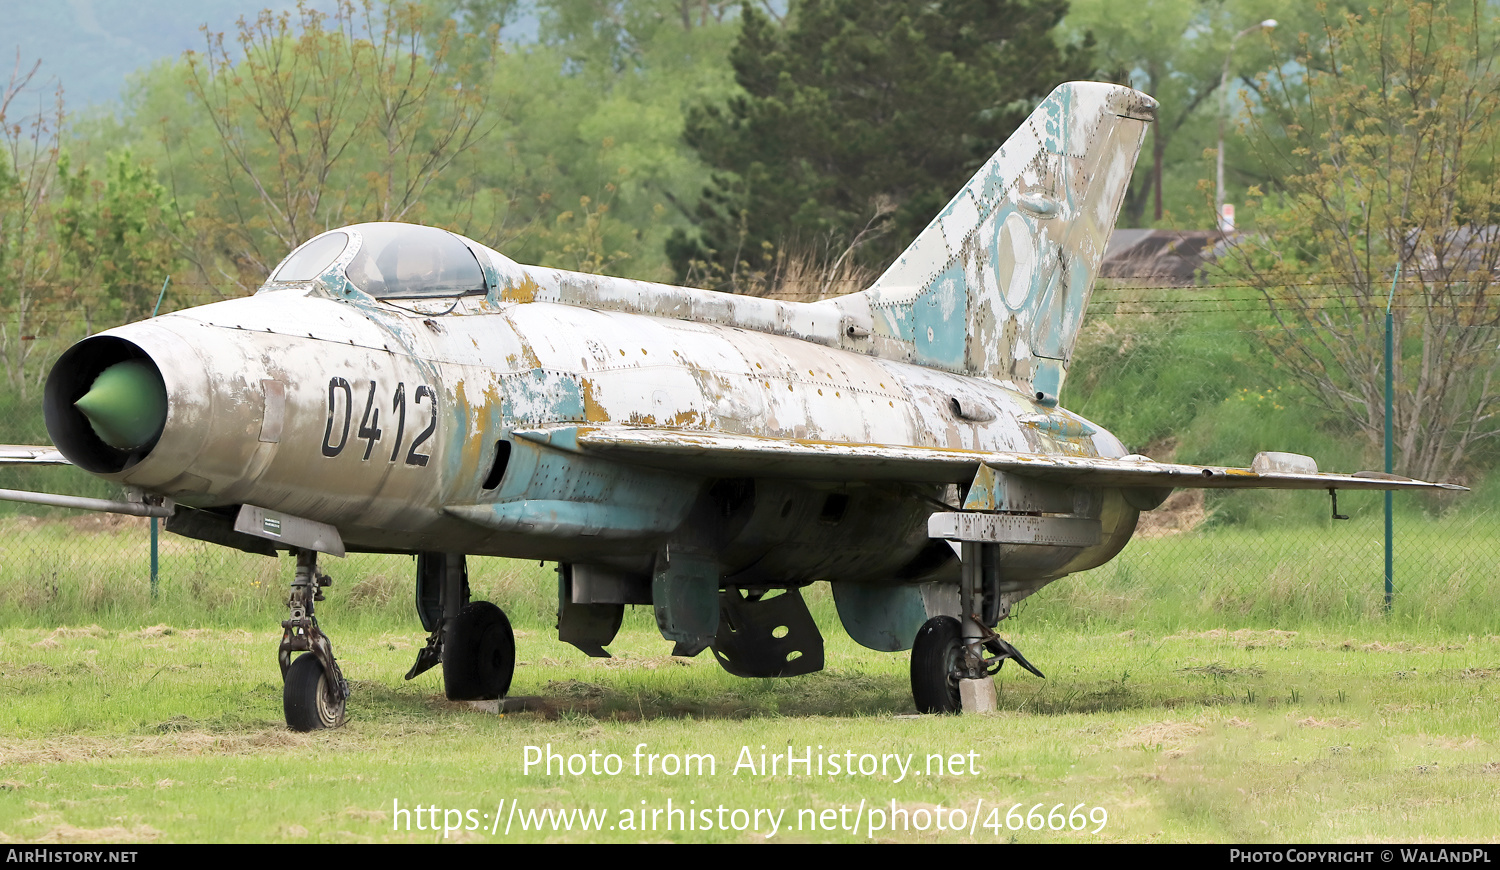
[280,548,347,731]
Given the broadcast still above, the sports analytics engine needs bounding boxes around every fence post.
[153,276,169,318]
[149,274,168,603]
[1384,264,1400,613]
[150,516,159,601]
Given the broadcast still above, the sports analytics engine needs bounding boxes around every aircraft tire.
[444,601,514,701]
[284,654,345,731]
[911,616,963,714]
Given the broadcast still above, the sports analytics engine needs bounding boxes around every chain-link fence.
[1031,489,1495,632]
[0,485,1492,635]
[0,511,560,630]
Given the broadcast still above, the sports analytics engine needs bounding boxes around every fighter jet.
[13,82,1461,729]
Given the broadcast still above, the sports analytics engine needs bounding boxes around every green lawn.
[1,516,1497,842]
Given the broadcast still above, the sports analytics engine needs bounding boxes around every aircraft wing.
[536,427,1465,492]
[0,445,70,465]
[0,444,173,517]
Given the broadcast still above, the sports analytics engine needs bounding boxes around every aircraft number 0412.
[322,377,435,466]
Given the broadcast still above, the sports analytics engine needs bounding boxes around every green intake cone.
[74,360,168,450]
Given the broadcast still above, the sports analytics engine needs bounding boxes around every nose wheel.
[278,548,348,731]
[284,653,345,730]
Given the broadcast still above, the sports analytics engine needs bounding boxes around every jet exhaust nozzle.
[74,360,168,450]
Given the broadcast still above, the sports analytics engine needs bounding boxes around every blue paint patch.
[480,260,501,298]
[962,464,1001,511]
[911,261,968,370]
[537,451,609,502]
[443,393,471,487]
[1044,84,1073,156]
[1050,259,1092,359]
[450,499,674,537]
[981,163,1005,202]
[876,296,919,343]
[1039,89,1065,152]
[1026,412,1095,437]
[501,369,586,426]
[1030,259,1068,359]
[314,271,371,303]
[1033,358,1064,406]
[479,438,699,536]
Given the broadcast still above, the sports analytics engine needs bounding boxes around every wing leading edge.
[530,427,1465,492]
[0,445,69,465]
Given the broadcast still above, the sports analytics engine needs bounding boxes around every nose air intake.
[45,336,170,474]
[73,360,168,450]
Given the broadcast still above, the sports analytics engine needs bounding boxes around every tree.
[133,0,738,288]
[1062,0,1320,227]
[55,148,184,330]
[668,0,1094,292]
[445,0,741,280]
[0,56,66,398]
[1224,0,1500,483]
[167,1,501,294]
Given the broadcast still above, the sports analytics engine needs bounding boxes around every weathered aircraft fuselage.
[48,276,1139,597]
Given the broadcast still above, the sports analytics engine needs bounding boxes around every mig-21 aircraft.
[8,82,1462,729]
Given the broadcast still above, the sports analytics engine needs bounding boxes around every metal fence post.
[150,273,168,603]
[1385,264,1400,613]
[150,516,159,601]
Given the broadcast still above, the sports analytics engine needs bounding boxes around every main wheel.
[911,615,964,714]
[284,654,345,731]
[444,601,515,701]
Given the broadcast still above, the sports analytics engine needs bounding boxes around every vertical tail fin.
[823,82,1156,404]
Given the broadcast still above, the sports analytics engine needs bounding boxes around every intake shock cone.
[73,360,168,450]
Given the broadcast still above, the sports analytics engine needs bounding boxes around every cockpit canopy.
[267,223,487,299]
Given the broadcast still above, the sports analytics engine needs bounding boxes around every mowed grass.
[0,517,1497,843]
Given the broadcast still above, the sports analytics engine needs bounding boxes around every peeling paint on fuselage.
[88,277,1126,584]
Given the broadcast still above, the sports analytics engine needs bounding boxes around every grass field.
[1,517,1497,843]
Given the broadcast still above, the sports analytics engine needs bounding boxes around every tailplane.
[820,82,1156,404]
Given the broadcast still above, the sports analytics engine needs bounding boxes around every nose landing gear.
[280,548,347,731]
[276,548,517,728]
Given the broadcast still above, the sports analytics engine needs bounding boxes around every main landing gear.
[443,601,514,700]
[404,553,516,702]
[909,541,1044,714]
[910,616,1045,714]
[280,549,348,731]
